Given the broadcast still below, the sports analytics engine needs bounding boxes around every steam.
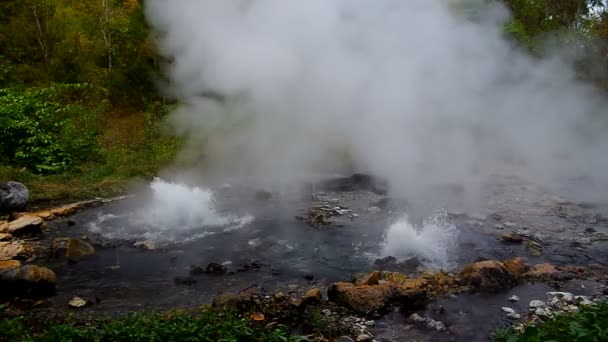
[382,211,458,269]
[144,0,608,209]
[89,178,254,243]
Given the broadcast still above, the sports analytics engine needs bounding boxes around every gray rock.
[509,295,520,302]
[426,318,446,331]
[409,313,426,322]
[529,300,546,308]
[0,182,29,212]
[338,337,355,342]
[502,307,521,319]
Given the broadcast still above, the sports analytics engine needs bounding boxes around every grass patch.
[0,307,304,342]
[495,300,608,342]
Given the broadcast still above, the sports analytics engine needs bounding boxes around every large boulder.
[65,238,95,262]
[0,264,56,299]
[0,181,29,212]
[459,258,528,292]
[327,281,426,314]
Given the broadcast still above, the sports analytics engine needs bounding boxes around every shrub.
[0,84,107,173]
[495,301,608,342]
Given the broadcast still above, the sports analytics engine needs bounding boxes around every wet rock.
[0,233,11,241]
[0,265,55,299]
[238,260,264,272]
[327,281,426,314]
[302,288,322,304]
[529,300,545,308]
[509,295,520,302]
[189,265,204,275]
[304,274,314,281]
[524,263,559,279]
[0,181,28,212]
[0,241,37,261]
[373,256,421,272]
[174,276,197,285]
[409,313,426,322]
[0,221,9,233]
[426,318,446,331]
[502,307,521,319]
[7,215,43,236]
[526,240,543,256]
[51,238,69,258]
[133,240,157,250]
[459,258,528,292]
[66,238,95,262]
[211,292,253,310]
[0,260,21,270]
[355,334,371,342]
[547,292,574,303]
[206,262,228,274]
[501,233,524,243]
[358,271,381,286]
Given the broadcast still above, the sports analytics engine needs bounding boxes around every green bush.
[0,84,107,174]
[495,301,608,342]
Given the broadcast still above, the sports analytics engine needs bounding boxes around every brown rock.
[51,204,79,217]
[524,263,558,278]
[66,238,95,262]
[0,260,21,270]
[0,221,8,233]
[35,210,54,220]
[0,233,11,241]
[382,272,410,285]
[302,288,322,304]
[50,200,101,217]
[211,293,253,310]
[0,241,37,261]
[501,233,524,243]
[7,215,43,236]
[0,265,56,299]
[359,271,381,285]
[459,258,528,292]
[327,282,426,313]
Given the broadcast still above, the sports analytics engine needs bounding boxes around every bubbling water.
[88,178,254,243]
[381,210,458,270]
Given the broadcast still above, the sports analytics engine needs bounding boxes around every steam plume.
[145,0,608,208]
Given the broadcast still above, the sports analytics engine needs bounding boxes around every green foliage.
[0,84,106,174]
[0,309,303,342]
[495,301,608,342]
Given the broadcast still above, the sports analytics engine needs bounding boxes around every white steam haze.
[143,1,608,260]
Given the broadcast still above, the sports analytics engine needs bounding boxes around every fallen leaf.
[251,312,265,321]
[68,297,87,308]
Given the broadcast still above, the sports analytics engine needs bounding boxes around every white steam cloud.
[145,0,608,207]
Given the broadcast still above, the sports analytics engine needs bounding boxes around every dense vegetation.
[1,0,608,202]
[495,301,608,342]
[0,306,302,342]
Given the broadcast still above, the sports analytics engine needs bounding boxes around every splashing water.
[88,178,254,243]
[381,210,458,269]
